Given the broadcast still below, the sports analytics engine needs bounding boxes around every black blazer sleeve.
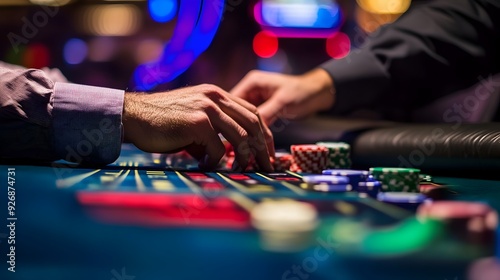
[320,0,500,120]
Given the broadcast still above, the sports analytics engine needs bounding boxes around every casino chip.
[251,200,318,252]
[357,180,382,198]
[273,152,293,171]
[377,192,430,211]
[316,142,352,169]
[322,169,370,191]
[291,145,329,174]
[417,201,498,245]
[302,175,349,184]
[301,175,353,192]
[370,167,420,192]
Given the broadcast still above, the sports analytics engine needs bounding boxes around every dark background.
[0,0,412,92]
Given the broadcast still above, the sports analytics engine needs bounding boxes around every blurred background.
[0,0,415,92]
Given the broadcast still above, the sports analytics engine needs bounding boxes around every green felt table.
[0,144,498,280]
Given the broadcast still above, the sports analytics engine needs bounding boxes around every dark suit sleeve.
[320,0,500,120]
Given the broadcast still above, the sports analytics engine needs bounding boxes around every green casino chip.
[369,167,421,192]
[316,142,352,169]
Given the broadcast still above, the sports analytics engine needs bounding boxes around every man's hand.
[122,84,274,171]
[231,68,336,125]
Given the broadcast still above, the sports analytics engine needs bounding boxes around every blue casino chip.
[302,175,349,184]
[322,169,369,176]
[311,183,353,192]
[377,192,428,203]
[322,169,369,190]
[357,180,382,197]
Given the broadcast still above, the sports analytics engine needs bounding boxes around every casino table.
[1,120,500,280]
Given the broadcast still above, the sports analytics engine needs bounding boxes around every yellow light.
[30,0,71,6]
[357,0,411,14]
[355,4,402,33]
[82,4,141,36]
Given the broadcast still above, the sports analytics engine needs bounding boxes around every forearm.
[0,66,124,165]
[320,0,500,118]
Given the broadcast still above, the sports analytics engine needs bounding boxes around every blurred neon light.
[253,31,278,58]
[63,38,87,65]
[255,0,342,38]
[326,32,350,59]
[149,0,178,23]
[135,0,224,90]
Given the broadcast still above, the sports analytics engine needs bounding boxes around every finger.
[211,95,273,172]
[204,106,251,171]
[258,113,275,158]
[230,72,268,106]
[226,94,275,158]
[196,127,226,170]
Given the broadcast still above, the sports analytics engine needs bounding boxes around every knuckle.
[200,84,224,97]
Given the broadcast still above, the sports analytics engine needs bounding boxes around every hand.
[231,68,336,125]
[122,84,274,171]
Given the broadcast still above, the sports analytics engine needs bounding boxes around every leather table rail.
[352,123,500,174]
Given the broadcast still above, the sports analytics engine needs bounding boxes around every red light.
[23,43,50,69]
[253,31,278,58]
[326,32,351,59]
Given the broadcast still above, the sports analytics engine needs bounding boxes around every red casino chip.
[291,145,329,174]
[226,151,256,171]
[417,201,498,245]
[273,153,293,171]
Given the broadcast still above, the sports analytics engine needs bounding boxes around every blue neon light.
[149,0,178,23]
[261,1,340,29]
[136,0,224,90]
[63,38,87,65]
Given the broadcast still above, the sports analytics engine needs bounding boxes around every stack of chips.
[369,167,421,192]
[290,145,329,174]
[316,142,352,169]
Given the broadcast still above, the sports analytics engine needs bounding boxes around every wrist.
[122,92,141,142]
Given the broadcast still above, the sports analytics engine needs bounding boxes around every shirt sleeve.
[0,65,124,165]
[320,0,500,120]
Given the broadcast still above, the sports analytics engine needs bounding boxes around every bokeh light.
[29,0,71,6]
[356,5,402,33]
[135,39,164,64]
[88,37,116,62]
[82,5,141,36]
[357,0,411,14]
[23,43,50,69]
[326,32,351,59]
[253,31,278,58]
[63,38,88,65]
[149,0,178,23]
[257,49,290,73]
